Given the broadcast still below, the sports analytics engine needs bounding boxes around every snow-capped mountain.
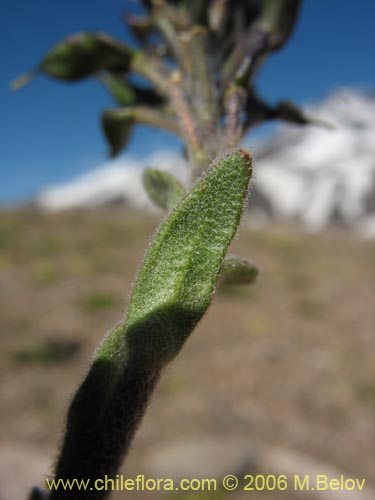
[37,151,190,211]
[251,88,375,237]
[37,88,375,237]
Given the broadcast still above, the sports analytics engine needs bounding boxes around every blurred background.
[0,0,374,499]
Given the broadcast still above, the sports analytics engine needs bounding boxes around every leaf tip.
[237,148,253,169]
[221,148,253,180]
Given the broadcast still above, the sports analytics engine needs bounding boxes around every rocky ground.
[0,208,373,500]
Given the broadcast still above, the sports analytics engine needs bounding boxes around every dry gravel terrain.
[0,208,373,500]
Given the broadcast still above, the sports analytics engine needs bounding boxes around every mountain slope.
[252,88,375,236]
[37,151,189,211]
[37,88,375,236]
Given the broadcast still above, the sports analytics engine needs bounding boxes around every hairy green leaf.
[218,255,259,287]
[43,33,135,81]
[243,92,333,132]
[102,109,134,157]
[273,101,334,129]
[258,0,301,52]
[97,149,252,369]
[101,74,165,108]
[13,33,135,88]
[102,107,180,157]
[101,74,138,107]
[143,168,186,210]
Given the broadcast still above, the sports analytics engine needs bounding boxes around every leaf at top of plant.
[101,108,134,157]
[257,0,301,52]
[143,168,186,211]
[101,74,138,107]
[96,149,253,369]
[208,0,261,37]
[218,255,259,287]
[274,101,334,129]
[12,32,135,88]
[101,73,165,107]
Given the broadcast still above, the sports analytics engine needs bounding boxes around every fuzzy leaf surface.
[43,33,135,81]
[97,150,252,369]
[101,74,164,107]
[102,109,134,157]
[102,107,179,157]
[258,0,301,52]
[101,74,138,106]
[143,169,186,211]
[218,255,259,287]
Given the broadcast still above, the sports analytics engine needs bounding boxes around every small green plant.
[15,1,312,498]
[80,291,117,313]
[13,338,80,365]
[32,261,59,286]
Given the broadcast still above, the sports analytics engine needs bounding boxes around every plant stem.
[50,356,161,499]
[131,53,169,96]
[224,84,247,152]
[167,70,211,175]
[129,106,181,136]
[181,26,220,160]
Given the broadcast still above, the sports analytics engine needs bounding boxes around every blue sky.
[1,0,374,204]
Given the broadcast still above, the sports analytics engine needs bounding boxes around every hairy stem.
[223,85,247,152]
[131,53,170,96]
[167,70,211,174]
[129,106,180,135]
[51,357,160,499]
[180,26,220,159]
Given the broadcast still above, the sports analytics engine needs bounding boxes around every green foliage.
[295,299,327,320]
[355,381,375,407]
[218,255,259,287]
[101,108,134,157]
[39,33,132,81]
[13,33,135,88]
[257,0,301,52]
[244,90,333,131]
[101,73,165,108]
[80,291,117,312]
[125,150,251,364]
[0,226,15,250]
[13,0,308,158]
[32,261,59,285]
[36,236,63,256]
[100,74,138,107]
[53,150,252,485]
[97,150,252,369]
[13,338,80,365]
[17,1,308,497]
[102,106,179,156]
[143,168,186,210]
